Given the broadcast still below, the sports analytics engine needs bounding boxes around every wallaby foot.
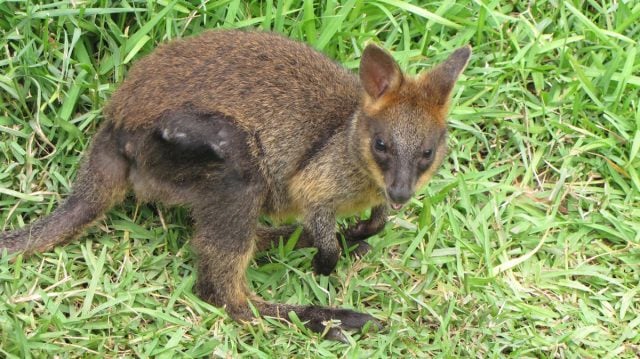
[255,301,381,342]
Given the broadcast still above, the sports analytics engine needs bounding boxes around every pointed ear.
[360,44,403,100]
[422,46,471,105]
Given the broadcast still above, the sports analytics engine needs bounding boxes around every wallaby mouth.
[390,202,404,210]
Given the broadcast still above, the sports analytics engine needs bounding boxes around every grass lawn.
[1,0,639,357]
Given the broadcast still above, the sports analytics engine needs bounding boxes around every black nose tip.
[387,187,412,205]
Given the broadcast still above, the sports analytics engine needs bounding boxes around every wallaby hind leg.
[0,123,129,255]
[191,180,266,321]
[192,186,379,342]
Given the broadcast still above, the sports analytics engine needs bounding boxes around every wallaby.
[0,30,470,341]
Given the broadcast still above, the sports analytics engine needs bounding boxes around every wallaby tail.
[0,123,130,255]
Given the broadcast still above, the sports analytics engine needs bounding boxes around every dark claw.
[324,327,349,343]
[300,306,381,341]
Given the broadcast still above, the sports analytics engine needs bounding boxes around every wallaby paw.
[342,240,371,258]
[301,307,381,342]
[341,216,386,243]
[312,250,339,275]
[342,221,372,241]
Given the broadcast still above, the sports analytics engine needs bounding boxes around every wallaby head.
[355,44,471,209]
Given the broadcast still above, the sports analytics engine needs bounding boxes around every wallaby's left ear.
[422,45,472,105]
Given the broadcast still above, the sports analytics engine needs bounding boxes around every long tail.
[1,123,130,255]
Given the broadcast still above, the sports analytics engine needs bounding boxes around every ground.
[0,1,639,357]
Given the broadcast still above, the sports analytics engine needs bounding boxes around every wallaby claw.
[321,317,383,342]
[322,327,349,343]
[301,306,381,341]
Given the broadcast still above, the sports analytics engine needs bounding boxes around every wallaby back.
[106,31,359,184]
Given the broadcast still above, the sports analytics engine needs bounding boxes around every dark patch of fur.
[154,108,239,161]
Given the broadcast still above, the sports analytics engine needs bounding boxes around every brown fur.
[1,30,470,341]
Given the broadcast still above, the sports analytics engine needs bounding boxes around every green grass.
[1,0,639,357]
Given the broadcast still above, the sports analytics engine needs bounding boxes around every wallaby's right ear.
[360,44,403,100]
[421,46,472,106]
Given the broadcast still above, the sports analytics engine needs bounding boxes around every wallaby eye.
[374,138,387,152]
[423,149,433,159]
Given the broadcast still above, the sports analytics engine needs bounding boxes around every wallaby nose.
[387,186,412,206]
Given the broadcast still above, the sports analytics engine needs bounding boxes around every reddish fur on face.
[356,45,470,204]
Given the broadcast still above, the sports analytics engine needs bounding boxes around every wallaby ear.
[360,44,403,100]
[422,45,471,105]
